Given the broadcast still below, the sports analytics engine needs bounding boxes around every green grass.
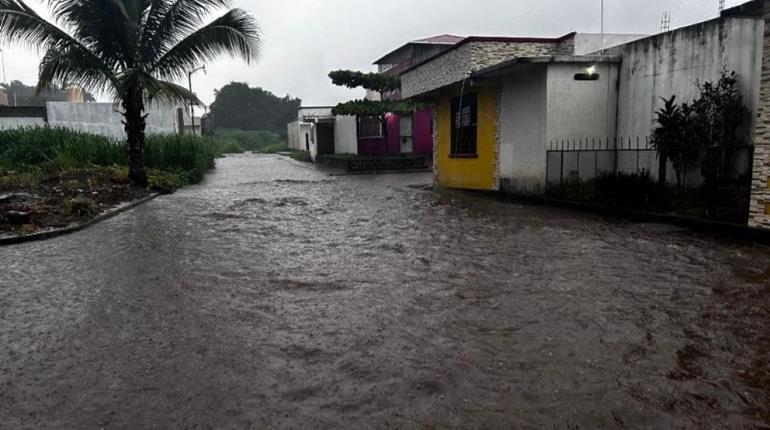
[214,128,288,153]
[0,126,223,186]
[289,150,312,162]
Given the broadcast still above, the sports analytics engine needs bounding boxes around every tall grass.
[0,126,221,184]
[214,128,288,153]
[0,127,123,168]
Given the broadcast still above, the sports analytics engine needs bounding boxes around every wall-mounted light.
[574,65,600,81]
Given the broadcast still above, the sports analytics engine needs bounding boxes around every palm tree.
[0,0,261,186]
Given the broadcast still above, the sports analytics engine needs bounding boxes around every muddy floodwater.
[1,154,769,429]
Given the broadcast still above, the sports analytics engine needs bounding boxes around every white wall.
[546,62,619,143]
[0,117,46,130]
[287,120,301,150]
[334,115,358,154]
[499,64,548,194]
[574,33,649,55]
[46,102,179,139]
[498,62,619,194]
[613,16,764,139]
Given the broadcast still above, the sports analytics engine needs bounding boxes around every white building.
[286,107,357,161]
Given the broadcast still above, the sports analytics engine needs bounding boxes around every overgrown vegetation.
[213,128,288,153]
[0,126,223,187]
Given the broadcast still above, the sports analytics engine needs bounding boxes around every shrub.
[290,150,312,162]
[64,196,98,217]
[143,134,219,183]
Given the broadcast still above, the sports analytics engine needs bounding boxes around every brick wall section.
[402,39,576,98]
[749,3,770,228]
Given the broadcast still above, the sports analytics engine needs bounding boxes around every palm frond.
[150,8,260,81]
[37,45,116,95]
[142,0,230,62]
[46,0,138,67]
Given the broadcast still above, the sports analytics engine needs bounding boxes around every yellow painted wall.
[435,87,498,190]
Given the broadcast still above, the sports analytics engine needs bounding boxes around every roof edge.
[399,32,578,75]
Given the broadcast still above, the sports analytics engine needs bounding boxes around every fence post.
[560,140,564,186]
[657,150,668,211]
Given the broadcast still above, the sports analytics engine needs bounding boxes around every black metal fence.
[545,137,754,223]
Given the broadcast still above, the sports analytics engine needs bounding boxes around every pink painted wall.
[356,109,433,157]
[412,109,433,157]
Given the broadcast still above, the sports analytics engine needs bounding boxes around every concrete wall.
[546,62,619,142]
[573,33,649,55]
[46,102,179,139]
[334,115,358,154]
[0,117,46,130]
[497,62,619,194]
[613,17,764,139]
[499,64,548,194]
[287,120,301,151]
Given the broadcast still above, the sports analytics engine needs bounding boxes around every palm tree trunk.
[124,88,148,188]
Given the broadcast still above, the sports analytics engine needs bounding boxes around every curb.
[0,193,163,247]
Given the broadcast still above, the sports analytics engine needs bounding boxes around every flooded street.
[1,153,769,429]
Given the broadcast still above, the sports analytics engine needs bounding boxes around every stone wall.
[402,38,576,98]
[749,2,770,228]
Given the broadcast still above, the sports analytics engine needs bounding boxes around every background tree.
[0,0,261,187]
[1,80,96,105]
[329,70,422,155]
[207,82,300,135]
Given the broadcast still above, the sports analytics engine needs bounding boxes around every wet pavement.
[1,153,769,429]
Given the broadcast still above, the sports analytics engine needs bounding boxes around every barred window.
[358,116,382,138]
[451,94,477,156]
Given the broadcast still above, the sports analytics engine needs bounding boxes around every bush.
[214,128,288,153]
[290,150,312,162]
[144,134,219,184]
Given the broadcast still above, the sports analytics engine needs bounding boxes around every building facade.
[401,6,770,229]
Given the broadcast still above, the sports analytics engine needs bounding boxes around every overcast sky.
[0,0,745,109]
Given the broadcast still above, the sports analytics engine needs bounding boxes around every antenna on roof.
[718,0,725,12]
[600,0,605,54]
[660,11,671,32]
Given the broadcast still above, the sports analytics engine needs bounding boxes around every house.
[357,35,465,158]
[286,107,357,161]
[400,32,644,191]
[286,35,465,163]
[400,2,770,229]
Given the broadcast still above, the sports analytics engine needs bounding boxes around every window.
[358,116,382,138]
[451,93,477,156]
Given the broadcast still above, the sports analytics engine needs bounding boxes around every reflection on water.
[1,153,769,429]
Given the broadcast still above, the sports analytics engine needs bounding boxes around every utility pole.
[187,65,206,135]
[718,0,725,13]
[660,11,671,32]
